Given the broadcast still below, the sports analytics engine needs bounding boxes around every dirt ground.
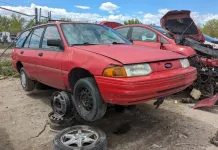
[0,78,218,150]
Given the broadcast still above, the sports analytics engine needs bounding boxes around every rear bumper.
[95,67,197,105]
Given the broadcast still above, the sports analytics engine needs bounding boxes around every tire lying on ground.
[48,112,76,132]
[53,125,107,150]
[20,67,35,91]
[73,77,107,121]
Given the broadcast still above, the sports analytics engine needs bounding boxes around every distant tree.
[60,18,72,21]
[124,19,142,25]
[0,16,11,31]
[199,19,218,38]
[9,14,25,34]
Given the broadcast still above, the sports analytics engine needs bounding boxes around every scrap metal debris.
[210,130,218,147]
[151,144,163,148]
[154,97,165,108]
[194,94,218,109]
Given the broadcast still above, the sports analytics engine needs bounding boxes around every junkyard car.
[101,10,218,97]
[203,34,218,50]
[12,22,196,121]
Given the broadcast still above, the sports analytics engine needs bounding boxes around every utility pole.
[39,8,41,24]
[35,8,38,25]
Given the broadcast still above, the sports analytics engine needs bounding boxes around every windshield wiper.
[112,42,126,44]
[70,42,98,46]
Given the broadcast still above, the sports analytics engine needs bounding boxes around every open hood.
[161,10,205,43]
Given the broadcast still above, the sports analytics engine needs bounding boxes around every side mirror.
[47,39,64,50]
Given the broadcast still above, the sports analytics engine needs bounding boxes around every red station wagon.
[12,22,197,121]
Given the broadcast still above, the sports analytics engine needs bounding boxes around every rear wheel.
[20,68,35,91]
[73,77,107,121]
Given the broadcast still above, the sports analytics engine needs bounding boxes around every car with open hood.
[100,10,218,98]
[12,22,196,121]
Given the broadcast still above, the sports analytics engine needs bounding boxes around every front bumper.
[95,67,197,105]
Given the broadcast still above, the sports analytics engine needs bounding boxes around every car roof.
[26,21,102,30]
[116,24,152,29]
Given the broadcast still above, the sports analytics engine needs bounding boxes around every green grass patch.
[0,60,19,77]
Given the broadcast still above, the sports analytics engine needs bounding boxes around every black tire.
[51,91,75,117]
[20,67,35,91]
[53,125,107,150]
[73,77,107,121]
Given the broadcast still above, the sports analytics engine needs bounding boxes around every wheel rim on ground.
[20,71,26,88]
[78,88,93,111]
[53,92,67,116]
[61,128,98,148]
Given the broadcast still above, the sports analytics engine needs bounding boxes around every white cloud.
[138,11,143,15]
[158,8,170,14]
[0,3,129,23]
[1,3,218,27]
[74,5,90,10]
[99,2,120,14]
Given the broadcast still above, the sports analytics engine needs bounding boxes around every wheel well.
[16,61,23,73]
[69,68,93,90]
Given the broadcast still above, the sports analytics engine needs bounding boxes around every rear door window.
[116,27,130,38]
[131,27,157,42]
[29,27,45,49]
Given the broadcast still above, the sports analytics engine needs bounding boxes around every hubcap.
[78,88,93,111]
[61,129,98,148]
[21,71,26,88]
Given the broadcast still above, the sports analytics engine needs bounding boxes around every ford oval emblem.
[165,63,172,68]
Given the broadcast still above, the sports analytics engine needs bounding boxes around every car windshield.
[203,34,218,43]
[152,26,174,39]
[61,23,131,46]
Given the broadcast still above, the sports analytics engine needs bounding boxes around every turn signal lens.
[103,67,127,77]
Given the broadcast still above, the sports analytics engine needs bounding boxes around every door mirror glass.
[47,39,64,50]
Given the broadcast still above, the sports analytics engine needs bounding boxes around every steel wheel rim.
[53,93,66,116]
[78,88,93,111]
[61,129,99,148]
[20,71,26,88]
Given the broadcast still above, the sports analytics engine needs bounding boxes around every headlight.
[103,63,152,77]
[124,63,152,77]
[180,58,190,68]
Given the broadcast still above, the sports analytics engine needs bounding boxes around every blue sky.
[0,0,218,25]
[5,0,218,14]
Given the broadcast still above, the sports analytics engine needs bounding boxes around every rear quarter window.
[15,30,31,48]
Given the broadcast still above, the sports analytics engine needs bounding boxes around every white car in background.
[0,31,12,43]
[204,34,218,50]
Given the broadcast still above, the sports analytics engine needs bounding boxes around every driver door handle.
[20,51,24,54]
[38,52,43,57]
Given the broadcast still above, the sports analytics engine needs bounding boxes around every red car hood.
[75,45,185,64]
[161,10,205,43]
